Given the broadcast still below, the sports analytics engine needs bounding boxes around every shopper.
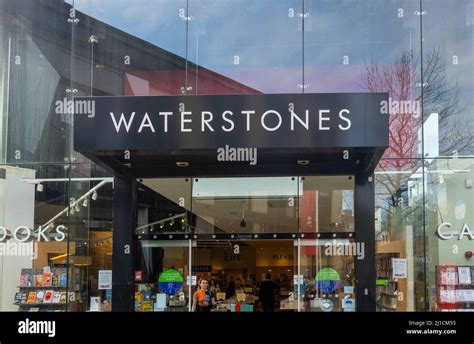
[192,278,216,312]
[210,278,217,294]
[226,276,236,299]
[259,273,280,312]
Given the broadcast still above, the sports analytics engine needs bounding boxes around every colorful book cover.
[52,274,59,287]
[20,293,28,303]
[19,275,28,287]
[43,290,53,303]
[27,275,34,287]
[42,272,52,287]
[52,292,61,303]
[68,291,76,302]
[59,292,67,303]
[134,300,142,312]
[36,290,45,304]
[27,292,37,304]
[141,300,153,312]
[59,274,67,287]
[34,274,43,287]
[13,292,23,304]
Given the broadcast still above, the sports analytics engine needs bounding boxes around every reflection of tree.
[363,49,472,238]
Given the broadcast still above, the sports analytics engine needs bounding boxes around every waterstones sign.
[74,93,389,152]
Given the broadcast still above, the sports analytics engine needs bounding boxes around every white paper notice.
[392,258,407,279]
[98,270,112,290]
[441,267,457,286]
[155,293,167,312]
[440,288,457,303]
[90,297,100,311]
[458,267,472,285]
[457,289,474,302]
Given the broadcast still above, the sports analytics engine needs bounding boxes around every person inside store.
[210,278,220,294]
[192,278,217,312]
[226,276,236,299]
[259,273,280,312]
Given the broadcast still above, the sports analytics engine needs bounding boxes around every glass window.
[188,0,303,94]
[191,177,298,234]
[425,157,474,311]
[299,176,354,233]
[375,159,425,311]
[422,0,474,157]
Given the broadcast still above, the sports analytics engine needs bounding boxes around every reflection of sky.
[68,0,188,57]
[68,0,471,90]
[69,1,419,84]
[68,0,473,149]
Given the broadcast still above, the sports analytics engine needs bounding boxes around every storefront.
[1,0,473,314]
[74,92,388,311]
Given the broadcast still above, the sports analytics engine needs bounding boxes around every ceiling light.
[75,204,80,212]
[92,191,98,200]
[36,183,44,192]
[82,198,88,207]
[88,35,98,44]
[176,161,189,167]
[297,160,310,165]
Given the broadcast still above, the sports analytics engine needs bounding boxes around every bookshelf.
[14,267,71,312]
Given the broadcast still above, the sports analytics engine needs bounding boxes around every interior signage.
[273,254,294,261]
[74,93,388,152]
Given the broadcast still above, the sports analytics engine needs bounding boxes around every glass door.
[192,239,295,312]
[135,240,193,312]
[296,239,356,312]
[134,177,192,312]
[296,176,356,312]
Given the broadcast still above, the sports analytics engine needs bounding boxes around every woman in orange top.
[192,278,217,312]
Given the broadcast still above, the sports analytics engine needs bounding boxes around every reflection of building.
[0,0,259,312]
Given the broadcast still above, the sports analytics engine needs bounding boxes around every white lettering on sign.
[107,108,353,134]
[436,222,474,240]
[110,112,136,132]
[0,225,66,242]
